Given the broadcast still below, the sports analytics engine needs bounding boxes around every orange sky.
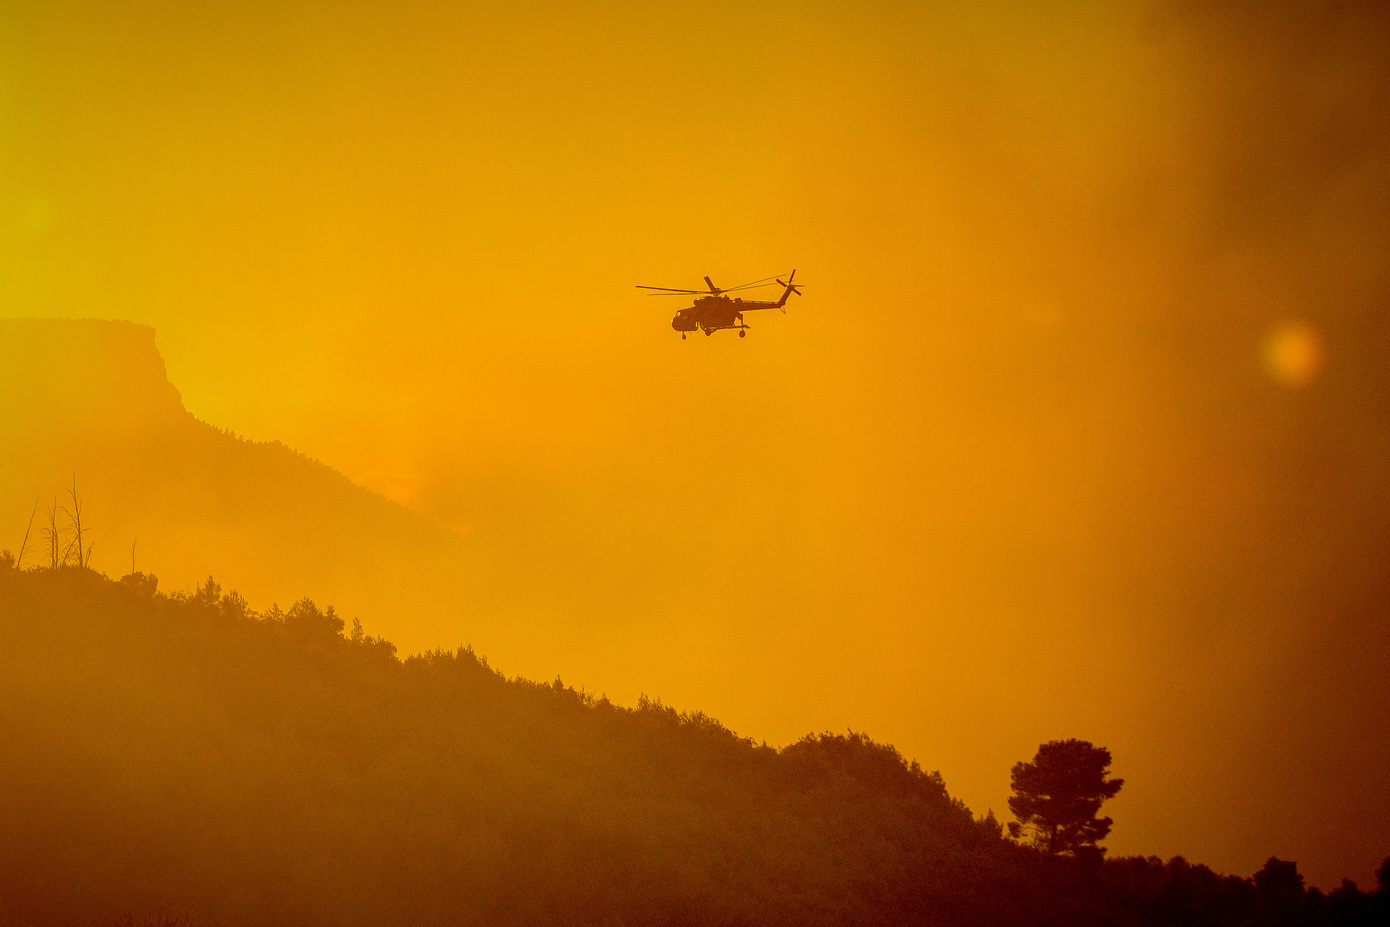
[4,0,1389,888]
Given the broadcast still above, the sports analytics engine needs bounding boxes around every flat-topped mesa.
[0,318,190,433]
[0,316,465,652]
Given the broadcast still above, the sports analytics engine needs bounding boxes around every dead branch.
[16,497,38,569]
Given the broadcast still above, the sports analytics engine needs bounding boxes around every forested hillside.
[1,564,1385,926]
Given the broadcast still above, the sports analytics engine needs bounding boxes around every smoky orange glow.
[2,0,1389,903]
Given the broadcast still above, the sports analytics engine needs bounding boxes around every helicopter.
[637,270,802,338]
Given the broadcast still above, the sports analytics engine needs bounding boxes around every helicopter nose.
[672,316,697,332]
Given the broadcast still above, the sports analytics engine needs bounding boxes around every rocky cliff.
[0,318,478,652]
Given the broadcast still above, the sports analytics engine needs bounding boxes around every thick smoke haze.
[2,0,1388,888]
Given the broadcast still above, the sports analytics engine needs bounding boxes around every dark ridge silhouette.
[1,564,1385,926]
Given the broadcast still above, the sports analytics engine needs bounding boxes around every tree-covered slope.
[3,565,1384,926]
[0,564,1109,927]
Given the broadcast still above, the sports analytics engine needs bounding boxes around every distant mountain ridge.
[0,317,477,652]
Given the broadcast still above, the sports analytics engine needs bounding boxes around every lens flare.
[1263,321,1324,389]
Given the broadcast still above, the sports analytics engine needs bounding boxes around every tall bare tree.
[43,495,66,569]
[64,473,91,569]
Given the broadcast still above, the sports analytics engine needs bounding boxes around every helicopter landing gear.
[681,333,686,340]
[739,329,746,338]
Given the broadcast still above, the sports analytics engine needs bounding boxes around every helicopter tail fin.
[774,270,801,311]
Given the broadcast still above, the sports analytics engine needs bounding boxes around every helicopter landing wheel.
[739,329,746,338]
[681,333,686,340]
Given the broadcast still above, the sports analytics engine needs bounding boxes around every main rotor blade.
[721,281,781,293]
[645,292,700,297]
[728,273,790,291]
[636,285,705,293]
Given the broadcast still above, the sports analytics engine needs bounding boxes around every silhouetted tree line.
[0,561,1386,927]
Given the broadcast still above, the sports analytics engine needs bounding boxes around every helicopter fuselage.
[671,295,783,337]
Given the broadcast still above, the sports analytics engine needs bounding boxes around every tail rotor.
[774,270,802,312]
